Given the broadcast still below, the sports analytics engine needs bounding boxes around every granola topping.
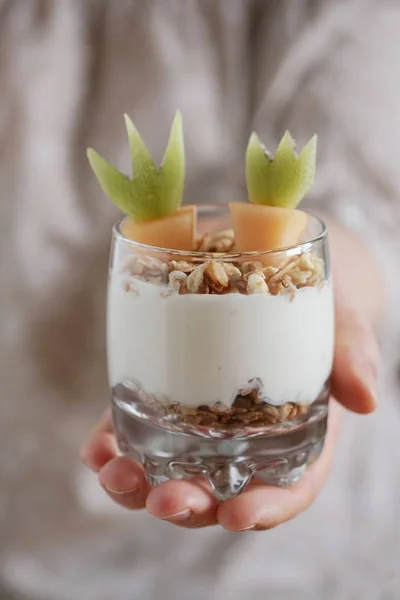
[246,273,269,295]
[196,229,235,253]
[122,253,324,298]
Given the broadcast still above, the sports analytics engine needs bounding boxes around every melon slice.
[229,203,308,253]
[121,204,196,251]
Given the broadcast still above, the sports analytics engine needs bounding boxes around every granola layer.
[116,379,310,433]
[122,228,325,297]
[167,397,308,430]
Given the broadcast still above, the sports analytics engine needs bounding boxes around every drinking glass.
[108,204,334,500]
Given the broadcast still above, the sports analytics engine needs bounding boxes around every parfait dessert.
[88,112,334,500]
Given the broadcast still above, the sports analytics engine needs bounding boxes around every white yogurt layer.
[107,273,334,408]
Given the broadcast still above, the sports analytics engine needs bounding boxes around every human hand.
[80,284,379,531]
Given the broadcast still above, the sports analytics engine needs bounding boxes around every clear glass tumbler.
[108,204,334,500]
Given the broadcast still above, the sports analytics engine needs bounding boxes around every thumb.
[332,297,380,414]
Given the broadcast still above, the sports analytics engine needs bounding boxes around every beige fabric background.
[1,0,400,598]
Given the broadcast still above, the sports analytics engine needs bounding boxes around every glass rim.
[112,204,327,258]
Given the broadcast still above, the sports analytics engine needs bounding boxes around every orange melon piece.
[229,203,308,253]
[121,204,197,251]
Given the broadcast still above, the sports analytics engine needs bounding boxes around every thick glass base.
[111,384,329,501]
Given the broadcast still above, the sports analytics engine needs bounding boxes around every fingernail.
[103,483,140,495]
[238,524,256,532]
[162,509,192,522]
[238,524,268,532]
